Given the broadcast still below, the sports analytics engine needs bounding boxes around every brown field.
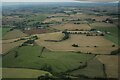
[43,17,63,23]
[36,32,64,41]
[36,34,117,54]
[2,40,26,54]
[3,29,27,40]
[51,23,91,31]
[96,55,118,78]
[23,29,53,35]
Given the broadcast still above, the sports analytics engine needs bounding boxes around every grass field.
[69,57,105,78]
[2,68,52,78]
[0,27,12,37]
[36,34,117,54]
[90,22,118,44]
[96,55,118,78]
[3,45,95,77]
[3,29,28,40]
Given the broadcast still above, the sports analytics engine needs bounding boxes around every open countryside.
[1,2,119,80]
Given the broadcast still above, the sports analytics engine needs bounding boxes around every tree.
[72,44,79,47]
[38,47,45,58]
[112,45,116,47]
[38,73,53,80]
[14,51,18,58]
[41,64,53,73]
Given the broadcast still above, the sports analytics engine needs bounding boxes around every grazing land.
[3,68,52,78]
[3,29,28,40]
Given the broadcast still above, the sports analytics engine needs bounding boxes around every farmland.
[2,2,119,80]
[2,68,52,78]
[3,29,28,40]
[51,23,91,31]
[36,34,117,54]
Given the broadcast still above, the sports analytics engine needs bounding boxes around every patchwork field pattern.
[36,34,117,54]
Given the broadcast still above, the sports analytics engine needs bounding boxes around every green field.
[90,23,118,45]
[3,45,97,77]
[0,27,12,36]
[69,58,105,78]
[2,68,52,78]
[95,27,118,45]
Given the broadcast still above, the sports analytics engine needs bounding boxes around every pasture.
[3,45,96,77]
[90,22,118,44]
[3,29,28,40]
[1,27,12,36]
[36,34,117,54]
[69,57,105,78]
[2,68,52,78]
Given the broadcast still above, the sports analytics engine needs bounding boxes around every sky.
[2,0,119,2]
[2,0,76,2]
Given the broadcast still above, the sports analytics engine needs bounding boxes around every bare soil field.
[51,23,91,31]
[3,29,27,40]
[96,55,118,78]
[36,34,117,54]
[36,32,64,41]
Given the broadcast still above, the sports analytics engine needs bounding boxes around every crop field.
[36,34,117,54]
[3,68,52,78]
[23,29,54,35]
[96,55,118,78]
[3,29,28,40]
[36,32,64,41]
[2,39,26,54]
[51,23,91,31]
